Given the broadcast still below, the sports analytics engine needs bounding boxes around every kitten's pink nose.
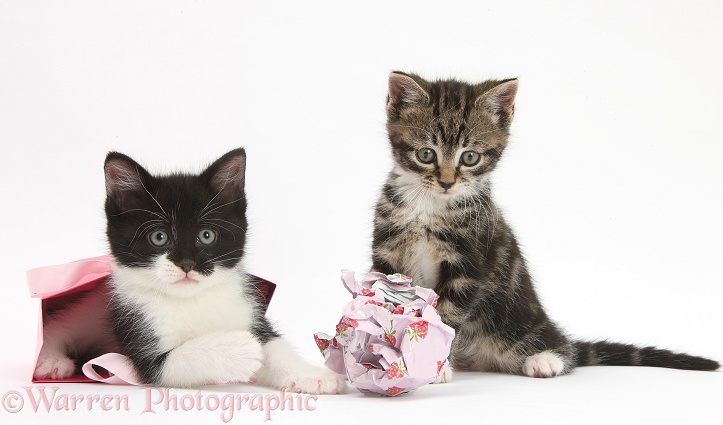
[178,259,195,274]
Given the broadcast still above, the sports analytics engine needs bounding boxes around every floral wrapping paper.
[314,270,455,396]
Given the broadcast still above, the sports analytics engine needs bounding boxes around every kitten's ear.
[475,79,518,128]
[104,152,152,207]
[387,72,430,114]
[201,148,246,201]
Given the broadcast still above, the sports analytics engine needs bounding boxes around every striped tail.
[573,340,720,371]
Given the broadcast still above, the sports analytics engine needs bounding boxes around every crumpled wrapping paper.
[314,270,455,396]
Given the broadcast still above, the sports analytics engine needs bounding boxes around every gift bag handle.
[81,353,142,385]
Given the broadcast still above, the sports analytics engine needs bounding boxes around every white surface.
[1,1,721,424]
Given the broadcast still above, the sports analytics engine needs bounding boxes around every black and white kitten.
[34,149,345,393]
[371,72,719,380]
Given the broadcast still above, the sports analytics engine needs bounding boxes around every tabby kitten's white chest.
[403,230,439,290]
[387,180,462,289]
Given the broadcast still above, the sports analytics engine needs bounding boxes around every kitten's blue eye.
[461,151,481,166]
[198,229,217,245]
[149,230,169,247]
[416,148,436,164]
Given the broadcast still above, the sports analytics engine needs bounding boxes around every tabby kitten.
[371,72,719,379]
[35,149,345,393]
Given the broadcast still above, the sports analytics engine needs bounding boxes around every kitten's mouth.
[173,276,199,285]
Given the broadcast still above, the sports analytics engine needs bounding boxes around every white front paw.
[161,330,264,387]
[283,367,347,395]
[523,351,565,378]
[34,354,76,380]
[432,363,453,384]
[217,331,264,383]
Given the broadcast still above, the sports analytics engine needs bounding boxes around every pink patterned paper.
[314,270,455,396]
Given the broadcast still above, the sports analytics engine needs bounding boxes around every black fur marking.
[573,341,720,370]
[250,316,281,344]
[109,296,167,384]
[105,151,249,274]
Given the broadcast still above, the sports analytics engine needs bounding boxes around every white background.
[1,1,721,424]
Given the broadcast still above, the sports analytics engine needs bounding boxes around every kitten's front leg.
[158,330,263,388]
[432,363,453,384]
[253,338,346,395]
[35,316,80,380]
[34,344,76,380]
[370,258,395,276]
[34,287,114,380]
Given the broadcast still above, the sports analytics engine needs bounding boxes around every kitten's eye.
[149,230,169,247]
[198,229,217,245]
[460,151,481,166]
[416,148,436,164]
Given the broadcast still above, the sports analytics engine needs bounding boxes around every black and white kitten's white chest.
[110,258,254,354]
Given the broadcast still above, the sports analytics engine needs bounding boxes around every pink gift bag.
[27,255,276,384]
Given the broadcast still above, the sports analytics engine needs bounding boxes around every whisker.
[201,218,243,230]
[135,169,169,221]
[200,198,243,218]
[203,249,245,265]
[111,209,168,220]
